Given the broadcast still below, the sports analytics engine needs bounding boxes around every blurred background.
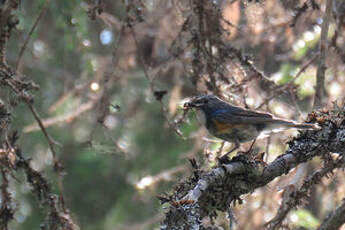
[2,0,345,229]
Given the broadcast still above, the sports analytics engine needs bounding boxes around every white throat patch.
[196,110,207,126]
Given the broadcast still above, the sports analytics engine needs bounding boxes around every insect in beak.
[184,96,209,109]
[183,101,194,109]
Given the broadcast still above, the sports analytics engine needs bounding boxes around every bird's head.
[184,94,223,110]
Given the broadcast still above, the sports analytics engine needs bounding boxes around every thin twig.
[313,0,332,109]
[87,22,125,144]
[48,79,93,113]
[256,53,319,110]
[288,53,319,115]
[1,68,66,207]
[289,87,303,116]
[129,28,154,91]
[266,157,345,230]
[25,103,59,159]
[15,0,50,72]
[136,166,185,189]
[23,101,95,133]
[129,27,186,139]
[319,197,345,230]
[24,101,67,212]
[295,53,320,79]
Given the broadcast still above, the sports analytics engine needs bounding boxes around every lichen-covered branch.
[0,0,20,63]
[160,105,345,229]
[0,2,78,229]
[265,156,345,230]
[13,133,78,230]
[318,197,345,230]
[0,169,14,230]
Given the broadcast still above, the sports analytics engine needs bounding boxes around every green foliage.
[292,30,320,61]
[3,1,343,229]
[291,209,321,230]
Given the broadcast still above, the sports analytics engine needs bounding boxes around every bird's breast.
[196,110,207,126]
[211,120,260,143]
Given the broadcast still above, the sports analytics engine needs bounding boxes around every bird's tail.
[267,119,320,132]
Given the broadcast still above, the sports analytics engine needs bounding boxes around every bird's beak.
[184,98,203,109]
[183,101,195,109]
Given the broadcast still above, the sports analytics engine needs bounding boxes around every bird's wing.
[214,106,274,125]
[227,105,273,118]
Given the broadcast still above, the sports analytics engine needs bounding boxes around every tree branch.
[318,197,345,230]
[313,0,333,109]
[23,100,95,133]
[15,0,50,72]
[265,156,345,230]
[161,106,345,229]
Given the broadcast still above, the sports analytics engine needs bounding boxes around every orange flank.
[213,120,244,134]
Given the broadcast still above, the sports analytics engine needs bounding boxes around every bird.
[184,94,318,161]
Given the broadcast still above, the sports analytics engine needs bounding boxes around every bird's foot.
[217,154,232,165]
[253,152,267,165]
[217,143,240,165]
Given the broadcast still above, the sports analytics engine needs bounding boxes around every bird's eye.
[196,98,208,104]
[193,97,209,106]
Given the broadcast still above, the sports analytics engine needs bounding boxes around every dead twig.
[313,0,332,109]
[265,156,345,230]
[23,100,95,133]
[256,53,319,110]
[129,27,186,139]
[15,0,50,72]
[318,197,345,230]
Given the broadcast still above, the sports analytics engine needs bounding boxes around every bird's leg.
[244,139,257,154]
[219,141,240,163]
[216,141,225,158]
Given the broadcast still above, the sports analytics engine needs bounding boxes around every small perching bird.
[184,95,319,161]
